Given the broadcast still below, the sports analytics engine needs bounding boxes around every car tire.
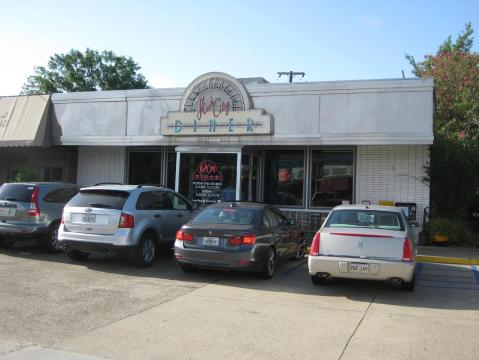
[134,232,157,267]
[259,247,276,279]
[67,250,90,261]
[293,236,307,260]
[180,263,198,272]
[44,222,61,254]
[401,275,415,292]
[311,275,327,285]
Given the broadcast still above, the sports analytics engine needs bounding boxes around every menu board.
[191,160,224,205]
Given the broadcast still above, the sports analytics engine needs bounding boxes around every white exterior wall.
[77,146,126,186]
[356,145,430,223]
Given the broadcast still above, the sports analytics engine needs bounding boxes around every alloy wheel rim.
[268,251,275,275]
[51,228,60,251]
[296,240,306,258]
[143,238,155,263]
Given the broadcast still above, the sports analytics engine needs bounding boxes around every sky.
[1,0,478,95]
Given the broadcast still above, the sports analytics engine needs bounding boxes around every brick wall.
[355,145,430,224]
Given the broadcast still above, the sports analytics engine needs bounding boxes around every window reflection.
[264,150,304,206]
[311,150,353,207]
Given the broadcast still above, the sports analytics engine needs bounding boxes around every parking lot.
[1,243,479,360]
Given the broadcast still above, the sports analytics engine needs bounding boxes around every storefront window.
[264,150,304,206]
[128,150,162,185]
[179,153,237,206]
[310,150,354,207]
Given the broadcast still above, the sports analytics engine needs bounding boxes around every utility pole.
[277,71,305,83]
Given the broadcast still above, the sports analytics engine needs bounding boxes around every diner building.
[0,72,433,237]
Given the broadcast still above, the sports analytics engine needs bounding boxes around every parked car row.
[0,182,416,290]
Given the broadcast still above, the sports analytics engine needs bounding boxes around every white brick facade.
[77,147,126,186]
[356,145,430,223]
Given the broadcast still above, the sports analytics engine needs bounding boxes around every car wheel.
[311,275,327,285]
[67,250,90,261]
[401,275,415,292]
[180,263,198,272]
[259,248,276,279]
[293,236,307,260]
[44,223,61,253]
[134,232,157,267]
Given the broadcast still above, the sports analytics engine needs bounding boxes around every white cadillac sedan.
[308,205,416,291]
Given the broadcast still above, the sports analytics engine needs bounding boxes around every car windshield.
[0,184,34,202]
[325,210,404,231]
[191,207,259,225]
[68,190,130,210]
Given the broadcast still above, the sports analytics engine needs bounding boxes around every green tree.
[406,23,479,140]
[406,23,479,239]
[22,48,149,94]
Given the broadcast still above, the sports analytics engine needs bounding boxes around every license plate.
[82,214,96,223]
[203,236,220,246]
[0,207,15,217]
[350,263,369,274]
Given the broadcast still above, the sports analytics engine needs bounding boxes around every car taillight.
[310,232,321,256]
[228,234,256,246]
[176,230,193,241]
[119,213,135,228]
[61,210,64,224]
[242,234,256,245]
[28,186,40,217]
[402,237,413,262]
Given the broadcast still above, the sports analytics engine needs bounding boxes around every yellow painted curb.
[416,255,479,265]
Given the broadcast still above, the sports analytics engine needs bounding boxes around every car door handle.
[177,214,183,218]
[154,214,162,218]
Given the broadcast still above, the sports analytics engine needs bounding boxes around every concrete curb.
[416,255,479,265]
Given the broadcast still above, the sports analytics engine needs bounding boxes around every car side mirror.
[288,218,296,226]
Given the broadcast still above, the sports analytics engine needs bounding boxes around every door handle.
[177,214,183,218]
[154,214,162,218]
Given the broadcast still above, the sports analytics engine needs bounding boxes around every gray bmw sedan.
[174,202,307,278]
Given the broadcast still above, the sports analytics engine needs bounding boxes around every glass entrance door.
[178,153,238,207]
[241,154,259,202]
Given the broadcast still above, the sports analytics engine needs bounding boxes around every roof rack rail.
[137,183,166,188]
[93,182,124,186]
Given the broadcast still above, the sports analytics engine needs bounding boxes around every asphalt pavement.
[0,243,478,360]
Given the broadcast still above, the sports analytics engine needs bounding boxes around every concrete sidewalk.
[417,245,479,265]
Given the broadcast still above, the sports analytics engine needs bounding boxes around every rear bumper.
[174,240,268,272]
[0,222,49,238]
[59,240,137,257]
[308,255,415,282]
[58,224,136,246]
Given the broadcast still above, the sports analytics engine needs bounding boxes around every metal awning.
[0,94,50,147]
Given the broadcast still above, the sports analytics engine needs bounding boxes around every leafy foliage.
[426,217,475,247]
[9,168,40,182]
[22,48,149,94]
[406,23,479,141]
[407,23,479,246]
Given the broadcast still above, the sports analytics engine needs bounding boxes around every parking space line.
[472,265,479,287]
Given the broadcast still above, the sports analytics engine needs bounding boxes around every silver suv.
[58,184,196,266]
[0,182,80,252]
